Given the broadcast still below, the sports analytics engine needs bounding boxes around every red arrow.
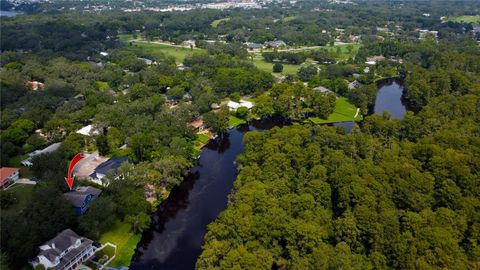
[65,153,84,190]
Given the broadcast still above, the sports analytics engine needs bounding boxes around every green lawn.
[251,55,301,75]
[228,116,247,127]
[95,245,116,264]
[308,97,362,124]
[444,15,480,24]
[211,17,230,27]
[282,15,298,22]
[194,133,211,151]
[2,184,35,216]
[125,41,206,63]
[99,220,141,267]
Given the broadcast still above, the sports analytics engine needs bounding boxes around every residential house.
[418,29,438,40]
[21,143,61,167]
[210,103,221,110]
[348,80,363,90]
[189,116,205,132]
[30,229,95,270]
[27,81,45,90]
[264,40,287,48]
[227,100,254,111]
[313,86,334,95]
[0,167,19,189]
[63,186,102,215]
[138,57,154,65]
[76,124,100,137]
[182,39,196,48]
[244,42,264,51]
[365,55,385,65]
[89,156,129,185]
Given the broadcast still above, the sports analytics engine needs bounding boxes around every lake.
[374,78,407,119]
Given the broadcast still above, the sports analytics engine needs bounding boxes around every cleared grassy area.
[194,133,211,151]
[251,55,301,75]
[308,97,362,124]
[282,15,298,22]
[99,220,141,267]
[125,41,206,62]
[228,116,247,127]
[2,184,35,216]
[324,43,362,60]
[211,17,230,27]
[444,15,480,24]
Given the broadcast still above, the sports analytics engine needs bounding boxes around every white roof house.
[227,100,254,111]
[239,100,254,109]
[76,125,100,137]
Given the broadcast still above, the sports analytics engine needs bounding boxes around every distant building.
[244,42,264,51]
[99,51,109,56]
[30,229,95,270]
[348,80,363,89]
[27,81,45,90]
[313,86,334,95]
[365,55,386,65]
[63,186,102,215]
[264,40,287,48]
[0,167,19,189]
[21,143,61,167]
[227,100,254,111]
[138,57,154,65]
[210,103,221,110]
[76,124,100,137]
[418,29,438,40]
[189,116,205,132]
[182,39,196,48]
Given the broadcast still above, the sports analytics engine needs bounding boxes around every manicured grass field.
[308,97,362,124]
[2,184,35,216]
[444,15,480,24]
[211,17,230,27]
[228,116,247,127]
[125,41,206,62]
[99,220,141,267]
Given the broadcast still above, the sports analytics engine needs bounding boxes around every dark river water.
[131,79,406,269]
[131,121,281,270]
[374,78,407,119]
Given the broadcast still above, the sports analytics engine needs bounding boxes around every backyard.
[443,15,480,24]
[123,41,206,63]
[308,97,362,124]
[99,220,141,267]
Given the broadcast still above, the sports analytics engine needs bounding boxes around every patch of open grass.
[228,116,247,127]
[251,54,301,75]
[194,133,211,151]
[308,97,362,124]
[99,220,141,267]
[444,15,480,24]
[1,184,35,216]
[125,41,206,63]
[211,17,230,27]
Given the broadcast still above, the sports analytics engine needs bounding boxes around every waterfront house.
[30,229,95,270]
[63,186,102,215]
[189,116,205,132]
[0,167,19,189]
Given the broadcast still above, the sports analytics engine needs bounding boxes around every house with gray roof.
[348,80,363,89]
[265,40,287,48]
[30,229,95,270]
[63,186,102,215]
[21,143,61,167]
[313,86,334,95]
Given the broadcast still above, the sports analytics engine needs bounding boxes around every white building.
[21,143,61,167]
[76,125,100,137]
[30,229,95,270]
[227,100,254,111]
